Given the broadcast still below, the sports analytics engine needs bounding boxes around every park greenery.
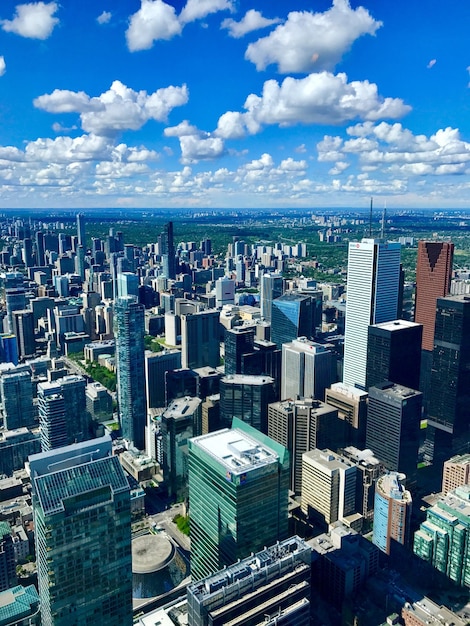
[173,514,190,536]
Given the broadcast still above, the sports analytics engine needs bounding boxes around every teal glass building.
[30,436,132,626]
[114,295,146,450]
[188,418,290,581]
[271,293,314,349]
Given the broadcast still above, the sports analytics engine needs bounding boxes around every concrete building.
[414,485,470,586]
[343,239,401,389]
[181,310,219,370]
[442,453,470,496]
[340,446,383,525]
[366,382,422,477]
[325,382,368,449]
[188,419,289,580]
[215,277,235,308]
[187,536,311,626]
[260,272,283,322]
[301,449,359,529]
[402,596,467,626]
[281,337,336,402]
[30,436,132,625]
[268,398,343,494]
[373,472,412,555]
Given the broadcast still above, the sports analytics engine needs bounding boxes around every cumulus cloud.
[1,2,59,39]
[97,11,111,25]
[179,0,233,25]
[245,0,381,73]
[34,80,189,136]
[427,59,436,69]
[221,9,281,38]
[165,120,225,163]
[216,72,410,138]
[126,0,181,51]
[0,57,5,76]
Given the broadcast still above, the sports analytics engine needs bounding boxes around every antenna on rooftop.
[368,197,373,237]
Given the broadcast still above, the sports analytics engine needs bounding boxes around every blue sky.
[1,0,470,210]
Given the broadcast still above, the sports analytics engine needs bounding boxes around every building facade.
[373,472,412,555]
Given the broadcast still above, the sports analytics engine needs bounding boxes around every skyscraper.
[325,382,368,449]
[223,326,255,375]
[220,374,276,433]
[181,310,220,370]
[271,293,314,349]
[260,272,283,322]
[114,296,147,450]
[415,241,454,352]
[1,370,35,430]
[76,212,86,247]
[12,309,36,360]
[281,336,336,401]
[116,272,139,298]
[366,382,422,478]
[30,436,132,625]
[427,295,470,460]
[188,418,289,580]
[373,472,412,555]
[161,221,176,280]
[366,319,422,390]
[343,239,401,389]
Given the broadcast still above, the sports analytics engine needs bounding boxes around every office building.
[0,522,16,592]
[271,293,314,349]
[161,396,202,498]
[442,453,470,496]
[114,296,146,450]
[37,381,67,451]
[181,310,220,370]
[373,472,412,555]
[366,382,422,477]
[161,221,176,280]
[0,334,18,365]
[165,368,199,405]
[0,584,40,625]
[215,277,235,308]
[427,295,470,461]
[145,349,181,409]
[0,427,41,476]
[260,272,283,322]
[402,596,467,626]
[340,446,383,525]
[30,436,132,625]
[58,374,89,444]
[188,419,289,580]
[187,536,311,626]
[201,394,220,434]
[325,382,368,449]
[281,337,336,401]
[5,288,26,335]
[85,381,113,423]
[223,326,255,375]
[76,212,86,247]
[0,370,35,430]
[220,374,276,433]
[415,241,454,352]
[116,272,139,298]
[414,485,470,586]
[366,319,422,390]
[12,310,35,360]
[268,397,342,493]
[301,449,358,529]
[343,239,401,389]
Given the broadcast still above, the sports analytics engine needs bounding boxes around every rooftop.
[376,473,412,502]
[371,319,421,332]
[163,396,202,420]
[303,448,355,472]
[328,382,368,399]
[221,374,274,386]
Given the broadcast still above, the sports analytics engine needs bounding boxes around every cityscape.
[2,0,470,624]
[0,208,468,625]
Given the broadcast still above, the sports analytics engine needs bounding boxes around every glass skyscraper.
[188,418,289,581]
[271,293,314,349]
[114,296,146,450]
[30,436,132,625]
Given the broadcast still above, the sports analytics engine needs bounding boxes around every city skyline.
[0,1,470,209]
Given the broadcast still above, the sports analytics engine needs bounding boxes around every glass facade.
[271,293,313,349]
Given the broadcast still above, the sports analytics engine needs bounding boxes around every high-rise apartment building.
[187,536,311,626]
[220,374,276,433]
[30,436,132,625]
[373,472,412,555]
[0,370,35,430]
[415,241,454,352]
[188,419,289,580]
[181,310,220,370]
[414,485,470,586]
[37,381,67,451]
[281,337,336,401]
[366,319,422,390]
[427,295,470,460]
[114,296,146,450]
[366,382,422,477]
[268,397,342,493]
[260,272,283,322]
[343,239,401,389]
[442,453,470,496]
[271,293,314,349]
[301,449,358,528]
[325,382,368,449]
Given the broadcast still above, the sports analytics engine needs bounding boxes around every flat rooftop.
[191,427,278,474]
[221,374,274,386]
[371,319,421,332]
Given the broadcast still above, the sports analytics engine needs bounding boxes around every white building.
[281,337,336,401]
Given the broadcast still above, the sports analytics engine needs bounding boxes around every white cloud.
[97,11,111,25]
[126,0,181,51]
[427,59,436,69]
[24,134,111,163]
[328,161,350,175]
[295,144,307,154]
[180,0,233,25]
[279,157,307,172]
[164,120,200,137]
[245,0,381,73]
[1,2,59,39]
[0,57,5,76]
[52,122,78,133]
[216,73,410,137]
[165,121,225,163]
[221,9,281,38]
[34,80,189,136]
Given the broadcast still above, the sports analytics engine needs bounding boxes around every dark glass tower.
[162,221,176,280]
[114,296,146,449]
[224,326,255,375]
